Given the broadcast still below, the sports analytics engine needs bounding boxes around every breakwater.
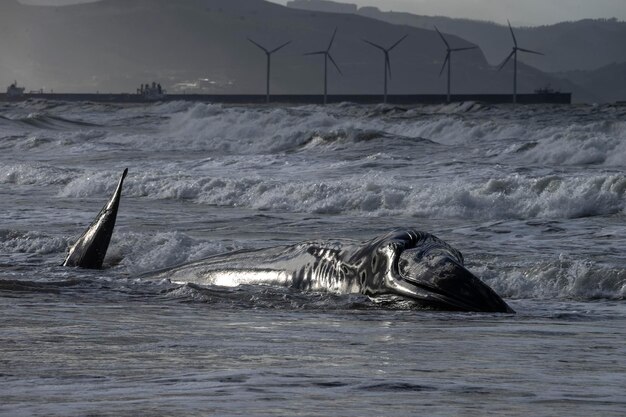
[0,92,572,104]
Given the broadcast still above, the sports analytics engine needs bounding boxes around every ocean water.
[1,99,625,416]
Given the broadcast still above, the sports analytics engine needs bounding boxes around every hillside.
[558,62,626,104]
[1,0,580,99]
[288,0,626,73]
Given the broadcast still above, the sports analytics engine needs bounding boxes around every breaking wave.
[54,168,626,220]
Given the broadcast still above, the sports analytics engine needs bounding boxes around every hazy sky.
[19,0,626,26]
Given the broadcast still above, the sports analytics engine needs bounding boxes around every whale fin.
[63,168,128,269]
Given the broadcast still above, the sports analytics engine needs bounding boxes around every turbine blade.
[248,38,269,54]
[386,54,392,79]
[439,53,449,76]
[304,51,326,56]
[507,20,518,47]
[363,39,385,52]
[328,53,342,75]
[498,50,515,70]
[451,46,478,52]
[388,34,408,51]
[270,40,291,54]
[327,27,338,51]
[434,26,450,49]
[518,47,544,56]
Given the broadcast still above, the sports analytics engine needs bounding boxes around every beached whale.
[63,169,514,313]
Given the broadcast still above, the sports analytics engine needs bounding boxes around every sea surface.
[1,100,625,416]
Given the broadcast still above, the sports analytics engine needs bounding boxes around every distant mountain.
[0,0,582,100]
[286,0,356,14]
[288,0,626,73]
[557,62,626,104]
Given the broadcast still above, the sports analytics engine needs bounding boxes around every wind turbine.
[305,28,342,105]
[248,38,291,103]
[434,26,478,103]
[363,34,408,104]
[498,20,543,103]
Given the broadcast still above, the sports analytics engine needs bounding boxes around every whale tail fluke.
[63,168,128,269]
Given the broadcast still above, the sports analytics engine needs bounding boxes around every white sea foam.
[406,173,626,219]
[0,229,68,255]
[478,257,626,301]
[56,166,626,220]
[513,121,626,167]
[0,162,75,186]
[111,231,242,274]
[3,101,626,302]
[7,103,626,222]
[149,102,625,168]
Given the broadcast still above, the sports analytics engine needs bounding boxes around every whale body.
[153,229,514,313]
[63,169,514,313]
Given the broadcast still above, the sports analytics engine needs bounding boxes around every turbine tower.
[248,38,291,103]
[498,20,543,104]
[305,28,342,105]
[363,34,408,104]
[434,26,477,103]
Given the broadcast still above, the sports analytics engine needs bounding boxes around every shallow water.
[1,100,625,415]
[3,294,625,417]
